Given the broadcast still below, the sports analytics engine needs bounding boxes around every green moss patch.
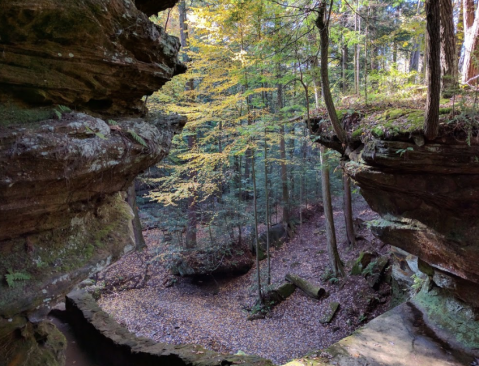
[413,288,479,350]
[0,105,56,127]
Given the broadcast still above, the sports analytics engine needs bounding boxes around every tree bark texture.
[315,2,347,143]
[277,81,290,228]
[424,0,441,141]
[440,0,458,97]
[461,0,479,83]
[342,171,356,247]
[127,182,146,250]
[252,154,263,304]
[285,273,326,299]
[320,145,345,277]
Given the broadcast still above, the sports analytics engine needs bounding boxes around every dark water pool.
[48,314,100,366]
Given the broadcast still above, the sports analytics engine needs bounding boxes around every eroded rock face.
[344,132,479,309]
[0,112,186,319]
[65,290,273,366]
[0,0,186,115]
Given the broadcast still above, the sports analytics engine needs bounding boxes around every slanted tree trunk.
[424,0,441,141]
[127,182,146,250]
[440,0,458,97]
[320,146,345,277]
[315,1,345,277]
[315,1,347,143]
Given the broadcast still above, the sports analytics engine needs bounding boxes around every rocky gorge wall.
[0,0,187,364]
[344,132,479,311]
[312,113,479,357]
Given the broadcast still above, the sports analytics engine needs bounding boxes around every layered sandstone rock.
[0,0,186,115]
[0,112,185,320]
[0,0,186,364]
[312,111,479,311]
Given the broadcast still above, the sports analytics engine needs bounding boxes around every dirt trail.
[98,196,391,365]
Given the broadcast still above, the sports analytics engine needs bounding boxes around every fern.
[57,105,71,113]
[54,105,71,120]
[127,129,148,147]
[5,269,31,288]
[107,119,118,126]
[85,125,106,140]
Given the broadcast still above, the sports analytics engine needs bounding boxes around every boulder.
[249,223,287,260]
[169,244,254,278]
[350,252,375,275]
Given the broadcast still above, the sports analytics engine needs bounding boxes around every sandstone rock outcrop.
[0,0,186,115]
[0,0,186,364]
[312,113,479,312]
[0,112,185,320]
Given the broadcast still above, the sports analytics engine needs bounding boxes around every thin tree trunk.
[424,0,441,141]
[179,1,197,248]
[186,135,197,248]
[364,6,369,105]
[278,80,290,229]
[127,182,146,250]
[320,146,345,277]
[342,169,356,247]
[252,153,263,304]
[264,126,271,285]
[342,44,348,93]
[238,156,243,245]
[354,0,360,94]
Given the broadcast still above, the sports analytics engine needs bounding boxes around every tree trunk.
[320,145,345,277]
[315,1,347,143]
[185,137,197,248]
[440,0,458,97]
[424,0,441,141]
[342,44,348,93]
[127,182,146,250]
[252,153,263,304]
[342,169,356,247]
[278,81,290,229]
[179,1,197,248]
[285,273,326,299]
[461,1,479,84]
[354,0,360,95]
[457,0,465,69]
[264,126,271,285]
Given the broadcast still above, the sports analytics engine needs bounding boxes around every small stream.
[48,313,101,366]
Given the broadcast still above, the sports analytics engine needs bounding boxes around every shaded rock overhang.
[0,0,186,115]
[311,115,479,309]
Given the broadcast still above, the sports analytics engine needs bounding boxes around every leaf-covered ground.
[97,195,393,365]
